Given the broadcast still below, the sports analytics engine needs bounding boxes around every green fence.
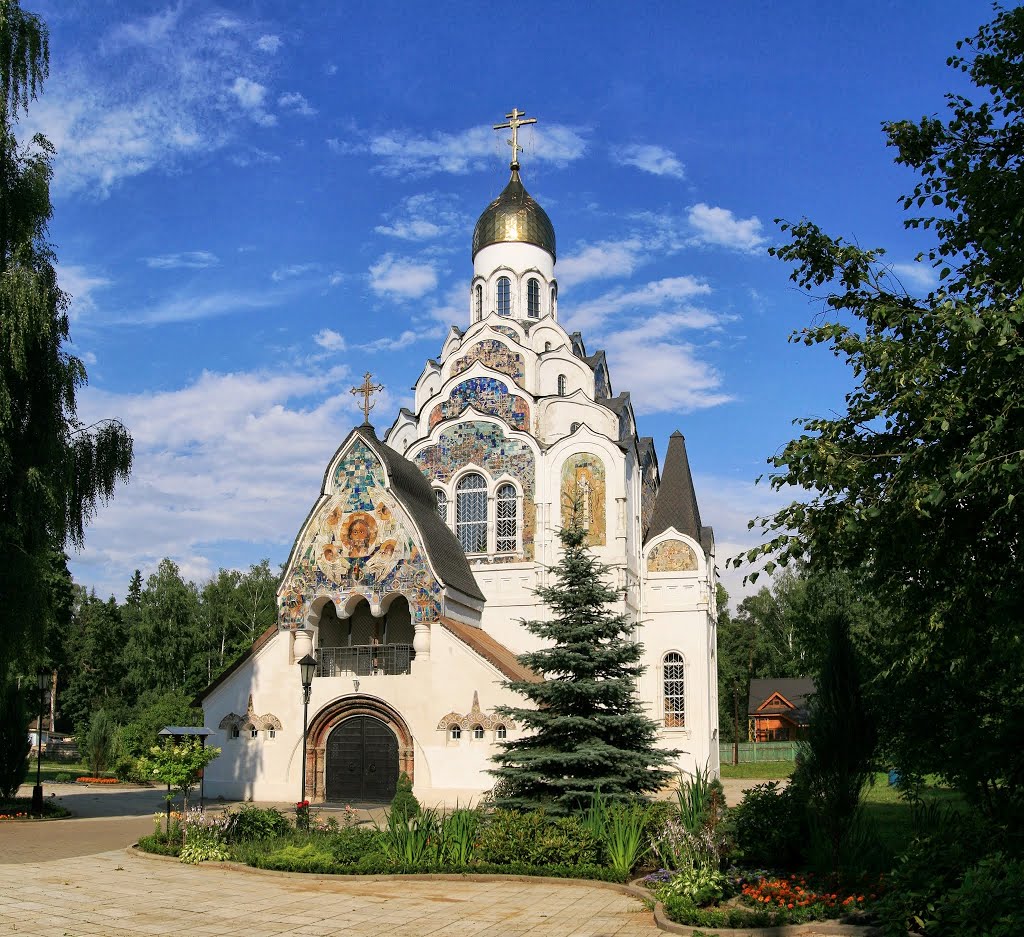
[719,741,798,764]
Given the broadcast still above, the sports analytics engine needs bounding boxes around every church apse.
[279,438,443,630]
[428,376,530,431]
[561,452,606,546]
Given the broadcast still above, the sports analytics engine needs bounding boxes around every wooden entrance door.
[325,717,399,803]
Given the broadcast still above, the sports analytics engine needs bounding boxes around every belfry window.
[474,284,483,320]
[557,374,567,396]
[496,483,517,552]
[527,278,540,318]
[456,473,488,553]
[435,489,448,523]
[663,652,685,727]
[496,277,511,316]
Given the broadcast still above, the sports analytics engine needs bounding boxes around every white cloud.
[566,275,713,332]
[314,328,346,352]
[230,147,281,167]
[557,239,645,288]
[58,263,111,320]
[278,91,316,116]
[145,251,219,269]
[375,193,464,241]
[271,263,319,282]
[331,122,587,177]
[687,203,766,252]
[328,271,345,287]
[368,254,438,299]
[230,77,276,126]
[123,287,288,325]
[891,262,938,292]
[25,9,280,194]
[255,34,282,53]
[358,329,425,353]
[613,143,685,179]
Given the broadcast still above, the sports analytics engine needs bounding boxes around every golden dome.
[472,168,556,260]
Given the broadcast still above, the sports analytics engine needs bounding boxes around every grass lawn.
[33,760,94,783]
[861,772,964,855]
[720,761,794,780]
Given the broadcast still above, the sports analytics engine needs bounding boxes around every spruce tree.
[491,514,675,813]
[0,0,132,678]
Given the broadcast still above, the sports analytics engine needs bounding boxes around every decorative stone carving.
[219,695,283,732]
[436,690,509,731]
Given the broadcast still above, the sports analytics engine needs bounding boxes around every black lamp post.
[31,670,47,813]
[298,654,317,802]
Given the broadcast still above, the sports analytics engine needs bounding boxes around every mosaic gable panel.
[640,448,659,537]
[491,325,520,342]
[279,439,443,629]
[560,452,607,547]
[413,420,536,559]
[451,340,526,388]
[428,377,530,431]
[648,539,698,572]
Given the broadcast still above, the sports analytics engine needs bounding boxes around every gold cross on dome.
[493,107,537,168]
[351,372,384,424]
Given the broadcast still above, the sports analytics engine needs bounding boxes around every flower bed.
[0,798,72,820]
[76,776,119,784]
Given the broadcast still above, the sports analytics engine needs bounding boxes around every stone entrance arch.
[305,696,413,802]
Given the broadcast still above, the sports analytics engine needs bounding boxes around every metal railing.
[315,644,415,677]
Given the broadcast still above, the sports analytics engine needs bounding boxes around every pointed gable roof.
[645,431,713,551]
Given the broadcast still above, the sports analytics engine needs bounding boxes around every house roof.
[645,431,713,552]
[439,617,541,684]
[747,677,815,720]
[355,425,485,602]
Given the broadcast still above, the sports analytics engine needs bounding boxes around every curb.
[650,899,877,937]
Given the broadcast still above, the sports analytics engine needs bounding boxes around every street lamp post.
[298,654,317,802]
[31,670,47,814]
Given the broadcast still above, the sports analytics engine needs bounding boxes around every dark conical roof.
[472,168,556,259]
[645,431,710,550]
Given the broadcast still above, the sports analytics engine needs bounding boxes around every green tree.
[149,737,220,831]
[81,708,118,777]
[742,7,1024,815]
[60,587,126,733]
[490,516,675,812]
[0,678,29,798]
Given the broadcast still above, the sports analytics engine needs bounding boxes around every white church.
[198,110,720,805]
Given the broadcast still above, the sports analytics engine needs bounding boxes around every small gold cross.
[351,371,384,424]
[493,107,537,168]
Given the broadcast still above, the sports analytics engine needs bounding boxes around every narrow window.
[496,483,517,552]
[230,725,240,739]
[450,725,462,740]
[473,725,484,739]
[544,341,551,352]
[474,284,483,320]
[550,285,557,310]
[496,276,511,316]
[527,278,540,318]
[456,473,488,553]
[435,488,448,523]
[557,374,567,396]
[496,725,507,740]
[663,652,685,727]
[571,422,581,433]
[267,727,276,739]
[250,727,259,739]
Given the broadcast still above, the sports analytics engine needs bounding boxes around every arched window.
[435,488,448,523]
[267,726,276,739]
[456,473,488,553]
[527,278,540,318]
[250,727,259,739]
[495,483,517,553]
[544,341,551,352]
[570,422,581,433]
[496,276,511,316]
[557,374,567,396]
[450,725,461,740]
[496,724,507,740]
[474,284,483,320]
[473,725,484,739]
[550,284,557,313]
[663,652,685,727]
[230,725,240,739]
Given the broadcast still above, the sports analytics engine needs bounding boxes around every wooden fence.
[719,741,798,764]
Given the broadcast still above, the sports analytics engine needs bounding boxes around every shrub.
[656,866,726,907]
[729,780,806,869]
[477,810,601,867]
[112,755,152,784]
[53,772,73,783]
[325,826,378,864]
[259,842,336,873]
[82,710,119,777]
[180,822,230,864]
[390,771,420,819]
[0,680,30,799]
[138,833,182,858]
[223,805,291,842]
[927,853,1024,937]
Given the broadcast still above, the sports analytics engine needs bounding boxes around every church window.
[267,727,276,739]
[250,727,259,739]
[450,725,462,740]
[496,725,507,739]
[527,278,540,318]
[496,276,511,316]
[663,652,685,727]
[456,473,488,553]
[495,483,517,552]
[544,341,551,351]
[550,284,557,309]
[557,374,567,396]
[473,725,484,739]
[474,284,483,320]
[571,422,581,433]
[435,488,448,523]
[230,725,240,739]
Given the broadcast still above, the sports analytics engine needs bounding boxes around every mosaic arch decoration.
[648,539,698,572]
[428,376,530,431]
[219,695,282,732]
[561,452,607,547]
[491,324,520,342]
[436,691,510,731]
[451,340,525,388]
[279,438,443,629]
[413,420,536,559]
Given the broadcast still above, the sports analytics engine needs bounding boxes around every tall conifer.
[491,514,675,812]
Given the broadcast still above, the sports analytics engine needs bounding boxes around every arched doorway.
[325,716,399,802]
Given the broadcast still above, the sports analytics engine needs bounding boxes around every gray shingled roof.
[355,426,485,602]
[645,431,712,551]
[748,678,815,722]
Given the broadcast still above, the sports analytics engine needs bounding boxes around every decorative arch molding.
[428,375,531,432]
[645,529,703,574]
[436,690,510,732]
[305,695,415,801]
[219,694,282,733]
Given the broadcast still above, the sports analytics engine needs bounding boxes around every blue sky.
[30,0,993,604]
